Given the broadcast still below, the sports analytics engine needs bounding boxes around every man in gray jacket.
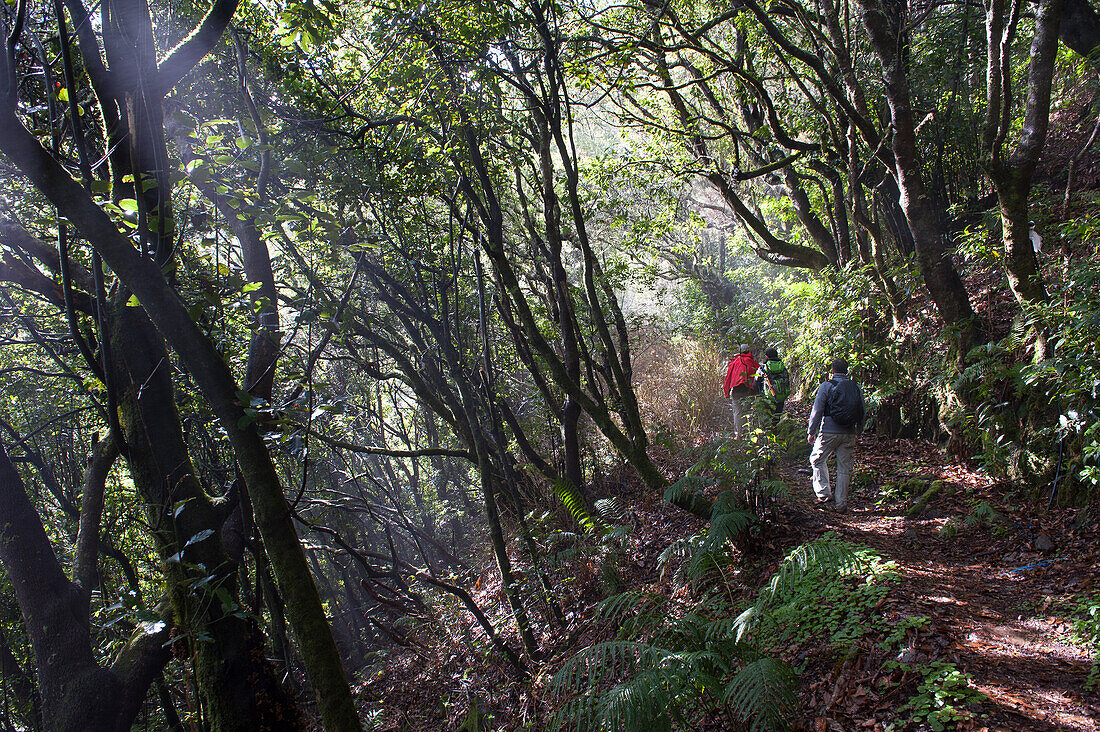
[807,358,865,511]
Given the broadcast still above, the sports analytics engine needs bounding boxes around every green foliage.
[555,479,597,532]
[894,662,986,731]
[661,427,796,583]
[955,216,1003,265]
[549,533,902,731]
[1067,592,1100,689]
[550,586,796,732]
[875,482,904,507]
[555,490,865,732]
[963,500,1006,532]
[723,657,799,732]
[949,238,1100,497]
[1043,255,1100,498]
[880,615,930,654]
[743,535,898,653]
[543,498,635,597]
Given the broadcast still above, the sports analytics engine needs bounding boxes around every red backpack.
[724,354,759,395]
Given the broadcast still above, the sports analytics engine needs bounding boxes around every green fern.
[733,534,862,641]
[552,524,871,731]
[593,497,628,524]
[552,571,799,730]
[705,508,756,551]
[758,535,862,605]
[725,657,798,732]
[555,480,597,532]
[664,474,712,507]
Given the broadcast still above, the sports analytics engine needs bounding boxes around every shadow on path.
[773,429,1099,731]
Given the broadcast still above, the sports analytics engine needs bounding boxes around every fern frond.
[597,667,675,732]
[658,612,710,649]
[596,591,667,626]
[704,616,756,647]
[602,524,632,542]
[555,479,597,532]
[761,479,788,499]
[550,695,599,732]
[656,534,704,580]
[594,497,628,523]
[664,475,712,508]
[732,535,863,640]
[758,534,861,607]
[550,641,656,696]
[549,546,583,566]
[732,604,759,642]
[711,489,746,515]
[677,547,731,584]
[552,643,697,732]
[724,657,798,732]
[705,509,756,551]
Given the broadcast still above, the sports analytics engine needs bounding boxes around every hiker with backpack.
[723,343,760,439]
[755,347,790,418]
[807,358,865,512]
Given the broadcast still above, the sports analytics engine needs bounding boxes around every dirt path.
[776,431,1100,731]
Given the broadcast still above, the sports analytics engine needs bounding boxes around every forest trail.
[771,419,1100,731]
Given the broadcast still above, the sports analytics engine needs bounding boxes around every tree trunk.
[858,0,980,353]
[1058,0,1100,58]
[0,442,132,732]
[0,113,363,732]
[983,0,1062,359]
[107,294,301,731]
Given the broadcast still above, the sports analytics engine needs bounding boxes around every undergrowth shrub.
[738,535,899,656]
[891,661,985,732]
[633,331,729,440]
[1068,592,1100,689]
[542,497,634,598]
[1040,253,1100,500]
[549,532,889,731]
[950,215,1100,499]
[665,419,794,511]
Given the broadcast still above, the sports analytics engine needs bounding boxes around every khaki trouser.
[811,432,857,508]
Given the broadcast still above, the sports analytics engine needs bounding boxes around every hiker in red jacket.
[723,344,760,438]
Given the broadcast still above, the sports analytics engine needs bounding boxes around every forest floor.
[770,425,1100,731]
[358,401,1100,731]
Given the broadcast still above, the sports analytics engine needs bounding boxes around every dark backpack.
[825,378,861,427]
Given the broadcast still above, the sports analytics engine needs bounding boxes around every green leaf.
[242,281,262,293]
[118,199,139,213]
[125,294,141,307]
[57,87,69,102]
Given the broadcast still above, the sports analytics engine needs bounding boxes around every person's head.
[830,357,849,375]
[738,343,751,354]
[765,347,778,361]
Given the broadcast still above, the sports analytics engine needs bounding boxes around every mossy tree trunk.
[981,0,1063,360]
[858,0,981,356]
[0,66,363,732]
[108,294,301,731]
[0,441,167,732]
